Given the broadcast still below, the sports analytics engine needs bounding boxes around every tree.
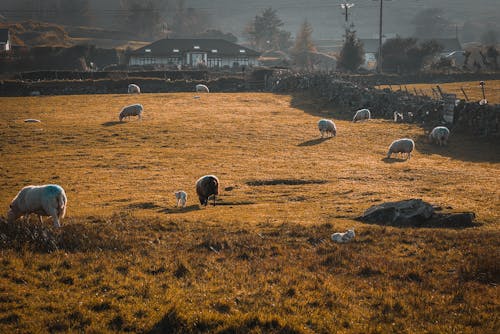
[291,19,316,70]
[58,0,92,26]
[121,0,162,39]
[245,7,291,51]
[337,30,364,72]
[381,37,442,73]
[169,0,210,37]
[412,8,451,39]
[195,29,238,43]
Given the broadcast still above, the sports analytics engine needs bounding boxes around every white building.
[128,38,260,69]
[0,29,10,52]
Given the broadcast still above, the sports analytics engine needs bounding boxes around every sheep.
[7,184,67,228]
[428,126,450,146]
[128,84,141,94]
[393,112,404,123]
[331,229,355,243]
[119,104,143,122]
[195,84,210,93]
[353,108,371,122]
[387,138,415,160]
[174,191,188,208]
[196,175,219,206]
[317,119,337,138]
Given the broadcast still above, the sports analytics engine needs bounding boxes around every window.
[193,45,200,49]
[211,49,218,53]
[239,49,246,53]
[145,49,151,53]
[173,49,179,53]
[235,56,249,65]
[207,57,222,67]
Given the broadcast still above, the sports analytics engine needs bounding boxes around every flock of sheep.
[7,83,451,243]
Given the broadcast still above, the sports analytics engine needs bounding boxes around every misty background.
[1,0,499,44]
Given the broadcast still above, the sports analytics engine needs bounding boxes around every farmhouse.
[128,38,260,69]
[0,28,10,52]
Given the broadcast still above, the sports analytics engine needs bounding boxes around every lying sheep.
[318,119,337,138]
[195,84,210,93]
[196,175,219,206]
[119,104,143,122]
[353,108,371,122]
[387,138,415,160]
[128,84,141,94]
[7,184,67,228]
[393,112,404,123]
[429,126,450,146]
[174,191,188,208]
[331,229,355,243]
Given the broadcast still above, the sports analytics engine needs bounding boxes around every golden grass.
[0,93,498,333]
[377,79,500,104]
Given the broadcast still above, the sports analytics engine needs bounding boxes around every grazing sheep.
[195,84,210,93]
[429,126,450,146]
[174,191,188,208]
[119,104,143,122]
[7,184,67,228]
[128,84,141,94]
[393,112,404,123]
[196,175,219,206]
[387,138,415,160]
[353,108,371,122]
[331,229,355,243]
[317,119,337,138]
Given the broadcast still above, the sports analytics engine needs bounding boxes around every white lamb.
[128,84,141,94]
[318,119,337,138]
[331,229,355,243]
[428,126,450,146]
[7,184,67,228]
[174,191,188,208]
[353,108,371,122]
[119,104,143,122]
[393,112,404,123]
[387,138,415,160]
[195,84,210,93]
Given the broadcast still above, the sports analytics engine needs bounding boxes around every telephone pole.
[374,0,391,73]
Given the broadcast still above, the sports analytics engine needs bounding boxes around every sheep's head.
[7,203,20,223]
[347,229,355,238]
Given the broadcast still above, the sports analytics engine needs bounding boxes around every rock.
[426,212,477,228]
[358,199,434,225]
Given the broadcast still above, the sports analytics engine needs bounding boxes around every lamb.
[128,84,141,94]
[387,138,415,160]
[353,108,371,122]
[195,175,219,206]
[317,119,337,138]
[331,229,355,243]
[7,184,67,228]
[119,104,143,122]
[428,126,450,146]
[195,84,210,93]
[393,112,404,123]
[174,191,188,208]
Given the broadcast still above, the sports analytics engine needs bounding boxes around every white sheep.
[195,84,210,93]
[7,184,67,228]
[331,229,355,243]
[387,138,415,160]
[119,104,143,122]
[428,126,450,146]
[353,108,371,122]
[128,84,141,94]
[318,119,337,138]
[174,191,188,208]
[393,112,404,123]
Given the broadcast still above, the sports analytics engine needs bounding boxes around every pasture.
[0,92,498,333]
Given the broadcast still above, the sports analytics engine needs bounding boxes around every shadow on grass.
[381,157,408,163]
[287,92,352,120]
[101,121,123,127]
[158,205,200,214]
[297,137,332,147]
[414,133,500,163]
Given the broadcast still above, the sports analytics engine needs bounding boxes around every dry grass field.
[377,79,500,104]
[0,92,498,333]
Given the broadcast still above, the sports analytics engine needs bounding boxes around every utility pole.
[340,3,355,40]
[376,0,383,73]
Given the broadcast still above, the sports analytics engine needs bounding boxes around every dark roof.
[360,37,462,53]
[0,29,8,43]
[129,38,260,57]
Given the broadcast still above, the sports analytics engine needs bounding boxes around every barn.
[128,38,260,69]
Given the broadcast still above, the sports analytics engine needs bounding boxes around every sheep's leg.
[213,195,216,206]
[38,215,43,224]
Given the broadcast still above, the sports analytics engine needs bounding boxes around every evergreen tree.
[291,19,316,70]
[245,7,291,51]
[337,30,364,72]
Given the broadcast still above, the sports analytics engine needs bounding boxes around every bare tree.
[291,19,316,70]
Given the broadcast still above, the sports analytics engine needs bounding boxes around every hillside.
[0,92,498,332]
